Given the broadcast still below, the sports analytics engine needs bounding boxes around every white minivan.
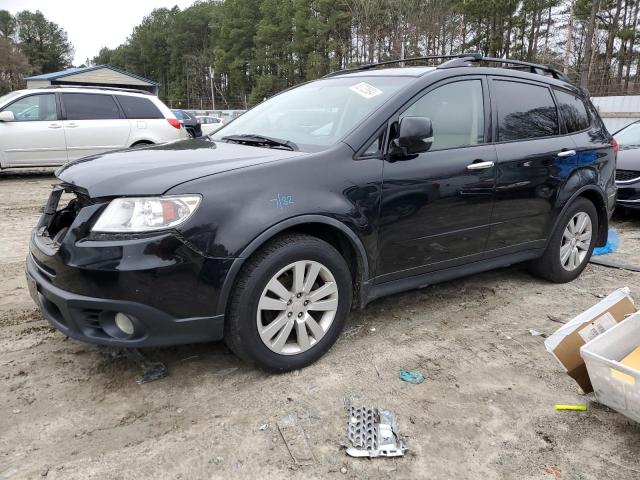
[0,86,188,169]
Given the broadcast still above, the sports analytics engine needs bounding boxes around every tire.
[225,234,353,372]
[529,197,598,283]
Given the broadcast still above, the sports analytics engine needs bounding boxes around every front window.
[2,94,57,121]
[614,122,640,147]
[401,80,485,151]
[213,76,412,152]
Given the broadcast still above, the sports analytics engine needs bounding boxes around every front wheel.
[529,197,598,283]
[225,234,352,371]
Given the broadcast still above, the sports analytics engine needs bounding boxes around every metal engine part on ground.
[345,402,406,458]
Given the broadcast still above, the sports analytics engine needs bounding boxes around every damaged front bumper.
[26,185,230,348]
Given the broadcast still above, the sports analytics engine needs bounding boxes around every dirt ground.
[1,170,640,480]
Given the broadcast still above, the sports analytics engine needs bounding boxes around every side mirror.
[391,116,433,157]
[0,111,15,122]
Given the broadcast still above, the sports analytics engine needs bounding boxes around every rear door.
[486,77,577,257]
[0,93,66,167]
[377,76,497,280]
[61,93,131,160]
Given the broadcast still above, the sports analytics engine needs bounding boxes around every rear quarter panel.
[555,102,615,243]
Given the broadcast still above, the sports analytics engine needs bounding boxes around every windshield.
[213,76,412,151]
[0,90,25,107]
[614,122,640,147]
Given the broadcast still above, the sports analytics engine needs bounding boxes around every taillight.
[167,118,181,129]
[612,137,619,160]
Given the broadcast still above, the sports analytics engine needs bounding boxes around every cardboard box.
[545,287,636,393]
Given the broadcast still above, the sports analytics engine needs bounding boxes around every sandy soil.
[1,170,640,480]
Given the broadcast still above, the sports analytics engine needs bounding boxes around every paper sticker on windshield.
[350,82,383,99]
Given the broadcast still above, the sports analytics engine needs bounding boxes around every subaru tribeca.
[26,54,617,371]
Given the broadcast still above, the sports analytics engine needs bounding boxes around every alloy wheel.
[560,211,592,271]
[256,260,339,355]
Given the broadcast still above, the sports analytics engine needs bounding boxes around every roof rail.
[323,53,477,78]
[36,85,154,95]
[323,52,572,84]
[439,55,571,83]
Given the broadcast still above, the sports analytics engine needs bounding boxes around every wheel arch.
[129,140,154,147]
[216,215,371,317]
[551,185,609,248]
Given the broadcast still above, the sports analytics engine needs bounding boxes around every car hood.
[617,146,640,171]
[56,138,307,198]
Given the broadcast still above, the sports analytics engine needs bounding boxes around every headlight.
[92,195,201,233]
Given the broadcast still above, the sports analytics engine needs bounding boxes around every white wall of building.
[591,96,640,133]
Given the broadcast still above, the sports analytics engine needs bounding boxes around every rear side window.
[401,79,485,150]
[553,89,590,133]
[117,95,163,119]
[494,80,558,141]
[63,93,120,120]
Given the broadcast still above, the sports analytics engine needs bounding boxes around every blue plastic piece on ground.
[399,370,425,384]
[593,227,620,256]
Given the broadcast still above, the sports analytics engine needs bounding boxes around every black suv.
[26,54,616,371]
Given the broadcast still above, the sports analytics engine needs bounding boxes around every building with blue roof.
[25,65,159,95]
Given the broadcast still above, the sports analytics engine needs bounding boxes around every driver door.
[376,77,497,281]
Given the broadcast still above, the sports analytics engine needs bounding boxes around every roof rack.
[36,85,154,95]
[439,54,571,83]
[322,54,472,78]
[323,52,572,84]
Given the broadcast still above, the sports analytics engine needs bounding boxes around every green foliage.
[15,10,74,73]
[0,10,16,38]
[0,37,31,94]
[95,0,640,106]
[0,9,74,93]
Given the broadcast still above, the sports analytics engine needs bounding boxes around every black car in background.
[171,109,202,138]
[26,54,616,372]
[613,121,640,210]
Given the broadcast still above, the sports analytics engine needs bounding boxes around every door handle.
[466,160,495,170]
[66,123,78,128]
[557,149,576,157]
[48,124,62,129]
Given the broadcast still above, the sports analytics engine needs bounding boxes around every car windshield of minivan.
[0,90,24,107]
[212,76,412,152]
[614,122,640,147]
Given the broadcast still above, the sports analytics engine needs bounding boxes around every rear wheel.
[529,197,598,283]
[225,234,352,371]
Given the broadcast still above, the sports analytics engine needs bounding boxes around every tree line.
[0,10,74,94]
[1,1,640,109]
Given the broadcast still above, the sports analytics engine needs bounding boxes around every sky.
[3,0,196,65]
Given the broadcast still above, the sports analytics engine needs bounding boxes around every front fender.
[215,215,371,316]
[167,143,382,316]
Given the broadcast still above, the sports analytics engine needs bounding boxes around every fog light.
[114,312,134,335]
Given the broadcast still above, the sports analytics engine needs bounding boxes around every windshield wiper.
[221,134,299,151]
